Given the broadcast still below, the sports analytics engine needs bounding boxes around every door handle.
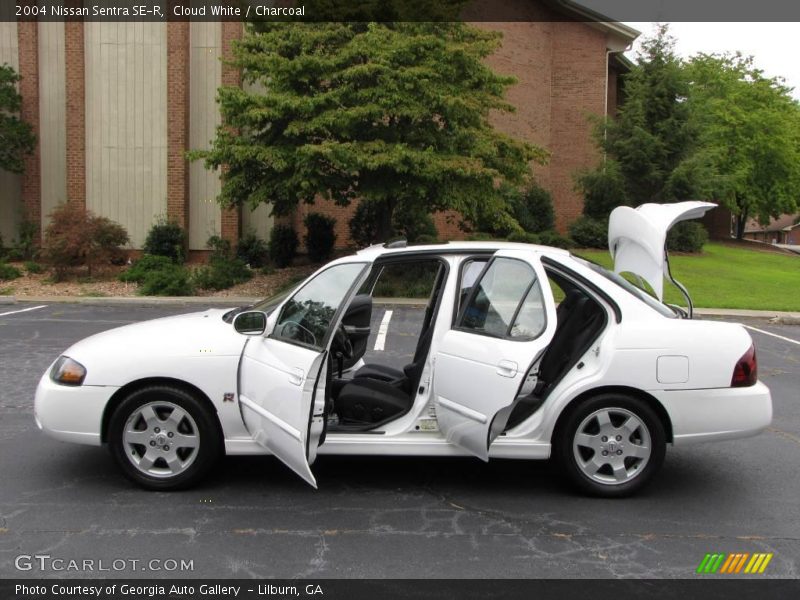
[496,360,518,378]
[288,367,304,386]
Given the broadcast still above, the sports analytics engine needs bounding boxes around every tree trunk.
[375,199,395,242]
[735,209,747,240]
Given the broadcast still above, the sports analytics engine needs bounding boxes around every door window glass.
[273,263,365,350]
[458,258,546,340]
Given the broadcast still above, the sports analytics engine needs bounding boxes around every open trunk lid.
[608,201,716,314]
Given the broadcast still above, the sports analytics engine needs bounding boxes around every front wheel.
[108,386,222,490]
[554,393,666,497]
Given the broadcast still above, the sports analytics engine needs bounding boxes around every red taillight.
[731,344,757,387]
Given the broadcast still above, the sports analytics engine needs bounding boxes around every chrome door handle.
[496,360,518,378]
[288,368,304,386]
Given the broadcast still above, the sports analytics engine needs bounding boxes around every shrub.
[304,213,337,263]
[0,261,21,281]
[193,235,253,291]
[393,203,438,243]
[465,232,501,241]
[24,261,43,274]
[569,216,608,249]
[512,184,555,234]
[0,234,5,259]
[667,221,708,253]
[194,258,252,291]
[16,219,37,260]
[537,230,574,249]
[507,231,541,244]
[43,203,130,280]
[348,200,386,248]
[118,254,174,283]
[576,162,629,220]
[143,217,186,263]
[269,224,298,268]
[138,264,195,296]
[237,231,269,267]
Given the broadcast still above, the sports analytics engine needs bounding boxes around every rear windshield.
[571,256,677,318]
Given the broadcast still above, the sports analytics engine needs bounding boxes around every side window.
[457,258,546,341]
[456,258,489,318]
[273,263,365,350]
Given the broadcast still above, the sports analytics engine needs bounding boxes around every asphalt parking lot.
[0,301,798,579]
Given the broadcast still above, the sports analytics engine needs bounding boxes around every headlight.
[50,356,87,386]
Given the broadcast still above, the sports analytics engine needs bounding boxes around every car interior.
[503,268,608,430]
[325,259,448,432]
[323,254,609,434]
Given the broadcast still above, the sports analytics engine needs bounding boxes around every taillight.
[731,344,757,387]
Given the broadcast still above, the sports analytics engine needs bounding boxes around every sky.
[624,22,800,100]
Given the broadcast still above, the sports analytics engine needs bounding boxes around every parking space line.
[0,305,47,318]
[374,310,393,351]
[744,325,800,346]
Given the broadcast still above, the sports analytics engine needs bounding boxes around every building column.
[64,19,85,209]
[166,20,191,234]
[219,21,243,246]
[17,20,42,245]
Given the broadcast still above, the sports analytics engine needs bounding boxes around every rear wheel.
[555,393,666,497]
[108,386,222,490]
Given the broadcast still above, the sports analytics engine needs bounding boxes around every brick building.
[0,2,638,254]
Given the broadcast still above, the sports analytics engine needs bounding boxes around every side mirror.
[233,311,267,336]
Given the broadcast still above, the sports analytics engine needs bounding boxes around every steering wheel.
[333,322,354,360]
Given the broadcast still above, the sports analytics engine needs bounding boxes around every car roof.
[355,240,572,261]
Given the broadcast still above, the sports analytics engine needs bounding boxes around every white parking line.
[744,325,800,347]
[374,310,393,351]
[0,305,47,318]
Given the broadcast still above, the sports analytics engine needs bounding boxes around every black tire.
[554,393,666,498]
[108,385,222,491]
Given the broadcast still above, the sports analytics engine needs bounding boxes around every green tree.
[577,25,710,219]
[686,53,800,238]
[0,64,36,174]
[191,21,546,241]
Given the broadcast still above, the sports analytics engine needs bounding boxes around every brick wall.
[702,207,733,240]
[17,21,41,244]
[219,21,243,245]
[64,20,85,209]
[166,21,190,232]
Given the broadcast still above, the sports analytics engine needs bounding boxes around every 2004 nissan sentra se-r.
[35,202,772,497]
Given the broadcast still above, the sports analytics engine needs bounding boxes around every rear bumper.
[654,381,772,445]
[34,372,117,446]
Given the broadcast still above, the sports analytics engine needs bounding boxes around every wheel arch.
[101,377,224,446]
[552,385,674,444]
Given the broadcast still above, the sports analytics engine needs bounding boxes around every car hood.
[62,308,248,379]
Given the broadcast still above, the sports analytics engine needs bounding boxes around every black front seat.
[351,323,435,395]
[335,323,434,427]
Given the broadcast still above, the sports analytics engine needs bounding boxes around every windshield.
[252,289,293,315]
[571,256,677,318]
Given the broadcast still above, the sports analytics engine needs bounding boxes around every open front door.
[433,250,557,460]
[238,262,367,487]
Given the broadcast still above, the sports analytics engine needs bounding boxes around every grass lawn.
[575,242,800,312]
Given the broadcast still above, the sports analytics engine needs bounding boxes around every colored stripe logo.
[696,553,773,574]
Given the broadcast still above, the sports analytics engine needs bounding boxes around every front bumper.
[34,372,119,446]
[655,380,773,445]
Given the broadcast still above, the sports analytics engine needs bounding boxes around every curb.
[1,295,798,320]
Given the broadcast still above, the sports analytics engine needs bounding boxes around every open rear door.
[238,262,367,487]
[433,249,557,460]
[609,201,716,305]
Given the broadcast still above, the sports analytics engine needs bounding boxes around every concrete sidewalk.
[1,294,798,321]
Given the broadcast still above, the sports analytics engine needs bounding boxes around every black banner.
[4,0,800,22]
[3,579,800,600]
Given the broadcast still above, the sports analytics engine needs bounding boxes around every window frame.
[268,261,369,352]
[453,256,549,343]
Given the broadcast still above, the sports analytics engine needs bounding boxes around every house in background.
[0,1,638,256]
[744,214,800,246]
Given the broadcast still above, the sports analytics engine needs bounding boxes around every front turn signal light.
[50,356,87,386]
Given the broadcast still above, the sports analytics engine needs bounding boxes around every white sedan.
[34,202,772,497]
